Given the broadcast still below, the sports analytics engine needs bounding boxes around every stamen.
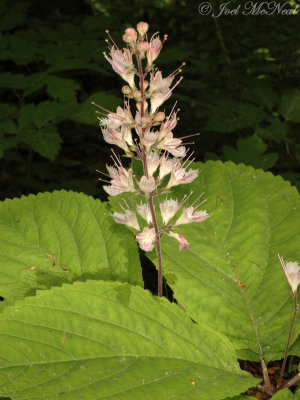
[105,30,120,50]
[165,77,183,98]
[166,101,178,122]
[167,62,186,79]
[193,199,207,210]
[96,169,112,179]
[91,101,113,115]
[180,132,200,140]
[190,192,205,208]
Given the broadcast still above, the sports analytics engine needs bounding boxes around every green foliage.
[0,280,258,399]
[271,389,297,400]
[222,134,278,170]
[147,161,300,362]
[0,2,119,165]
[0,191,142,310]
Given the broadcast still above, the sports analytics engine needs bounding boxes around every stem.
[136,50,163,297]
[279,372,300,391]
[149,194,163,297]
[240,288,272,394]
[276,292,298,390]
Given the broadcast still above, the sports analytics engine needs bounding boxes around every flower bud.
[122,85,132,95]
[123,27,137,43]
[137,22,149,39]
[154,111,165,122]
[137,41,150,52]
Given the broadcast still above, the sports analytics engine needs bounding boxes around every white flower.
[166,164,198,189]
[159,199,179,225]
[138,176,156,193]
[136,227,156,251]
[108,210,140,230]
[136,202,153,224]
[146,152,160,176]
[279,255,300,294]
[103,165,136,196]
[175,207,210,226]
[159,156,177,180]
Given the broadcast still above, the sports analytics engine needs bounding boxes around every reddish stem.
[276,292,298,390]
[136,51,163,297]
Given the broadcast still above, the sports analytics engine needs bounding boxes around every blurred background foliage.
[0,0,299,200]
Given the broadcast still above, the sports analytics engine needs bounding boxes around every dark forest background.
[0,0,299,201]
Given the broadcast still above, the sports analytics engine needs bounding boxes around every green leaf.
[32,101,62,128]
[21,125,62,161]
[18,104,35,130]
[0,119,17,134]
[271,389,296,399]
[222,134,278,170]
[0,132,19,157]
[205,100,265,133]
[0,72,27,89]
[244,80,279,109]
[46,75,81,103]
[279,89,300,123]
[0,280,258,399]
[148,161,300,362]
[71,91,121,126]
[0,11,26,32]
[255,117,288,142]
[0,191,143,309]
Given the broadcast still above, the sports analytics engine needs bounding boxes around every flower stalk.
[96,22,210,297]
[276,254,300,391]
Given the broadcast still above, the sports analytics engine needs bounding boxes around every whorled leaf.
[0,190,142,310]
[0,280,258,400]
[148,161,300,362]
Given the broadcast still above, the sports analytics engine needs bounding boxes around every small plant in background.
[94,22,209,297]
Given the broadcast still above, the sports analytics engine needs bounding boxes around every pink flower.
[157,131,182,154]
[103,165,136,196]
[159,155,177,180]
[167,232,190,251]
[140,130,158,150]
[122,28,137,43]
[99,106,134,130]
[101,126,132,154]
[159,199,179,225]
[278,255,300,294]
[108,210,140,230]
[168,145,186,158]
[137,176,156,193]
[104,48,136,88]
[137,22,149,39]
[149,71,174,94]
[175,207,210,226]
[150,91,172,114]
[147,36,163,67]
[158,113,177,141]
[166,163,198,189]
[136,227,156,251]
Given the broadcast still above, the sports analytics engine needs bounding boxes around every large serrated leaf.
[148,161,300,361]
[0,280,258,399]
[0,191,142,310]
